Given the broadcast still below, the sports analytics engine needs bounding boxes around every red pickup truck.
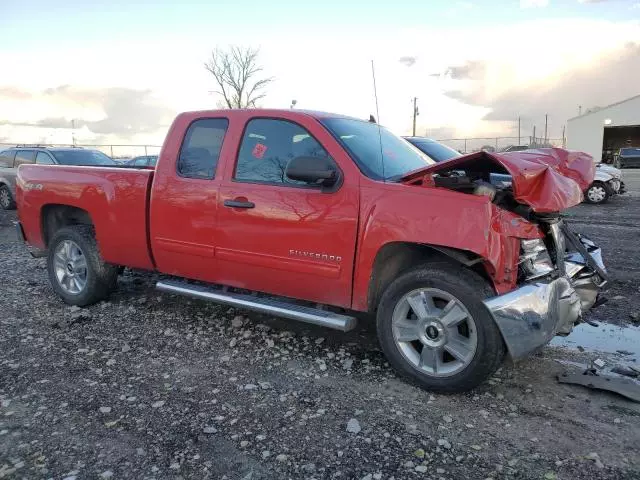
[16,109,607,392]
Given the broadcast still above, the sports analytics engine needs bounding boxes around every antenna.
[371,60,381,123]
[371,60,385,182]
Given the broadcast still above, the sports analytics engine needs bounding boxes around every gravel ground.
[2,172,640,480]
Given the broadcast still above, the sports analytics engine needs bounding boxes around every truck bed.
[17,165,155,270]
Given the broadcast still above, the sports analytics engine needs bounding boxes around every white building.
[566,94,640,163]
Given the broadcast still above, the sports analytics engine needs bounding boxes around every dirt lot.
[1,172,640,480]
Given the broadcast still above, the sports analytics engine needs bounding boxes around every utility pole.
[578,105,582,116]
[71,119,76,146]
[544,114,548,144]
[412,97,418,136]
[518,116,521,145]
[533,125,536,147]
[562,125,566,147]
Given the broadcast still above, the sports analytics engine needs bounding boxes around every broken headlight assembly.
[519,239,554,281]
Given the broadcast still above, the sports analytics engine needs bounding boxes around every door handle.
[224,199,255,209]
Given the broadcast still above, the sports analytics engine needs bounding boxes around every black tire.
[376,262,505,393]
[584,181,610,205]
[47,225,119,306]
[0,184,16,210]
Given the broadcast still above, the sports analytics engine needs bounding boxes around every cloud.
[520,0,549,8]
[0,85,176,142]
[444,42,640,132]
[444,61,486,80]
[399,56,417,67]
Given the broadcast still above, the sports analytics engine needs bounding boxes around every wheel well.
[41,204,93,247]
[367,242,491,312]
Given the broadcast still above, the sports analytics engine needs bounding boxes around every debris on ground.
[557,371,640,403]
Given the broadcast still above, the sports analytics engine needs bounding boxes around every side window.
[0,150,16,168]
[134,157,148,166]
[15,150,35,166]
[178,118,228,179]
[36,152,54,165]
[234,119,331,186]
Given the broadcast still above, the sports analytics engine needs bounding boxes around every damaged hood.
[401,148,595,213]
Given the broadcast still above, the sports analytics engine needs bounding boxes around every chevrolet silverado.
[16,109,607,392]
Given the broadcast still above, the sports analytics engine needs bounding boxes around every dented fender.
[351,181,543,311]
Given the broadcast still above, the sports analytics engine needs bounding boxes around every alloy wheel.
[391,288,478,377]
[0,188,10,209]
[53,240,88,294]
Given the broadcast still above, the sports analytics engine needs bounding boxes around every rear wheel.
[376,263,505,393]
[0,185,15,210]
[585,182,610,204]
[47,225,119,306]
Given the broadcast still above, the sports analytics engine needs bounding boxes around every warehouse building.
[566,94,640,163]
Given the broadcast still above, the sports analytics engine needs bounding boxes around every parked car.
[126,155,158,167]
[16,109,606,392]
[500,145,530,152]
[0,147,116,210]
[584,163,625,204]
[404,137,512,185]
[614,147,640,168]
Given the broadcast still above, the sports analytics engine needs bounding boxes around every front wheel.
[47,225,119,306]
[585,182,610,204]
[376,263,505,393]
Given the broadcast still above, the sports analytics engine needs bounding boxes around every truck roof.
[177,108,367,123]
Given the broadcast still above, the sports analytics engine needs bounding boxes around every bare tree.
[204,46,273,109]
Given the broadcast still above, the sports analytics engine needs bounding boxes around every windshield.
[405,139,461,162]
[321,118,435,181]
[51,150,117,166]
[620,148,640,155]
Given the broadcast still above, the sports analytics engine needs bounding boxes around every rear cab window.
[178,118,229,179]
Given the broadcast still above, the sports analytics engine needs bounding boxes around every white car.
[584,163,625,204]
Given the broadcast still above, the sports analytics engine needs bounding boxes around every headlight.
[519,239,554,280]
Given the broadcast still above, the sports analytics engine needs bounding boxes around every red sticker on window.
[252,143,267,159]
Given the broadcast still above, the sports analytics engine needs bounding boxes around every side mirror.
[286,156,338,187]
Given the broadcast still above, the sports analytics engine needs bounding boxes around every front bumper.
[484,228,606,360]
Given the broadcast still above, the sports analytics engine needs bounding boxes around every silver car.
[0,147,117,210]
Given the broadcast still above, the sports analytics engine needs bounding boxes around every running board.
[156,280,357,332]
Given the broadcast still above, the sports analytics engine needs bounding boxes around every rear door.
[150,117,229,281]
[215,116,360,308]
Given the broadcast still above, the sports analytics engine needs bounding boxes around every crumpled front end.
[483,219,606,359]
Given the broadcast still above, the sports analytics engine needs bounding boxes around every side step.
[156,280,357,332]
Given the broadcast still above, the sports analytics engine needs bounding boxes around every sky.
[0,0,639,150]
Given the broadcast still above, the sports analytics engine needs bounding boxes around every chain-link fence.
[0,143,162,161]
[433,136,565,154]
[1,136,567,160]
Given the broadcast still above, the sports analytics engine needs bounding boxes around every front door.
[216,117,359,308]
